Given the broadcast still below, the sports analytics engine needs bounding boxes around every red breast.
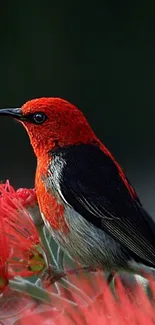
[35,154,68,233]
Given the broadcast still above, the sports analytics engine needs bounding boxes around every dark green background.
[0,1,155,215]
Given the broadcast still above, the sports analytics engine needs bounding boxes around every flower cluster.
[0,181,46,292]
[0,181,155,325]
[9,273,155,325]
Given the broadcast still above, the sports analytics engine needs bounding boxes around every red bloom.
[16,187,37,208]
[0,181,154,324]
[9,273,155,325]
[0,181,46,283]
[0,208,9,291]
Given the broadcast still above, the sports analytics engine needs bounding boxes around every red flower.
[9,273,155,325]
[16,187,37,208]
[0,181,46,284]
[0,207,9,291]
[0,181,155,325]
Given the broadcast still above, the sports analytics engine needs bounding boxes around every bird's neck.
[30,137,55,158]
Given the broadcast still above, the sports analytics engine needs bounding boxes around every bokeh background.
[0,1,155,216]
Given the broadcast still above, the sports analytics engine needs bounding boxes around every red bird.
[1,97,155,280]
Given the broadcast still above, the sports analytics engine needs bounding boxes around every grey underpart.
[43,204,145,275]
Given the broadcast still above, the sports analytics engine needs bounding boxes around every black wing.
[53,144,155,267]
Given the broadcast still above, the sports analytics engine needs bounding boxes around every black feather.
[52,144,155,268]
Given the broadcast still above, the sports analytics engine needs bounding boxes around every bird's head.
[0,98,97,157]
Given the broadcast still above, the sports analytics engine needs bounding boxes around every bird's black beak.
[0,108,22,120]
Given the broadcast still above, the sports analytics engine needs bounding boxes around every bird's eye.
[33,112,47,124]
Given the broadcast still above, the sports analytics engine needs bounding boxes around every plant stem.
[9,278,77,307]
[37,225,57,266]
[9,279,51,304]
